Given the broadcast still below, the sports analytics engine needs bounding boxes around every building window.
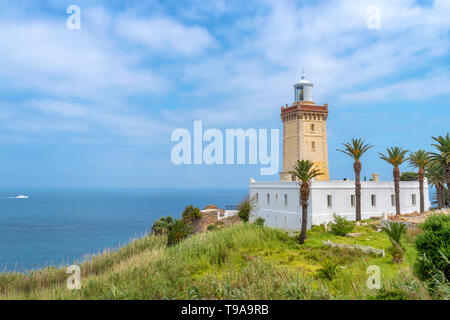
[312,141,316,150]
[311,123,315,132]
[275,193,279,201]
[284,194,288,206]
[412,194,417,205]
[351,195,355,207]
[255,193,258,204]
[267,193,270,204]
[371,195,376,207]
[327,195,332,208]
[391,195,396,206]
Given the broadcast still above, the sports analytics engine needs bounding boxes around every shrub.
[400,171,418,181]
[167,219,193,246]
[151,216,174,235]
[254,217,265,226]
[316,259,339,281]
[152,216,192,245]
[373,287,409,300]
[382,221,406,263]
[237,196,255,223]
[330,214,354,236]
[181,205,201,224]
[414,214,450,281]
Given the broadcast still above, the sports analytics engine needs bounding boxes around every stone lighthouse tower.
[280,71,330,181]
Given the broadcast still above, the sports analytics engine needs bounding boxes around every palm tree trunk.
[354,160,362,221]
[446,164,450,207]
[418,168,424,213]
[394,167,401,215]
[439,184,446,209]
[299,182,309,244]
[436,184,442,209]
[299,204,308,244]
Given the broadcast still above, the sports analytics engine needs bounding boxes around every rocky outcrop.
[190,205,239,233]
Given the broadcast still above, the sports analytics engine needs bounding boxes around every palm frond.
[288,160,323,183]
[407,149,429,170]
[379,146,409,168]
[337,138,373,160]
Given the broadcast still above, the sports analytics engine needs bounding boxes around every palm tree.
[429,133,450,207]
[379,147,409,215]
[289,160,323,244]
[337,139,373,221]
[407,150,429,213]
[426,163,446,209]
[382,221,406,263]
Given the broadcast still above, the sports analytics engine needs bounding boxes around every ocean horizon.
[0,188,247,273]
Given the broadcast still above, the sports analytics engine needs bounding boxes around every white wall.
[310,180,430,225]
[249,181,312,230]
[249,180,429,231]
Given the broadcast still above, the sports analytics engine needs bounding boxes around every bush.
[182,205,201,224]
[254,217,265,226]
[414,214,450,281]
[317,259,339,281]
[373,287,409,300]
[400,171,418,181]
[237,196,255,223]
[330,214,354,236]
[151,216,174,235]
[152,216,192,245]
[167,219,193,246]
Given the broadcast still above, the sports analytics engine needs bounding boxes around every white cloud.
[116,16,216,56]
[177,0,450,127]
[0,16,169,98]
[0,0,449,146]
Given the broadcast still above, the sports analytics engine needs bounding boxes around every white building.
[249,72,430,230]
[250,180,429,230]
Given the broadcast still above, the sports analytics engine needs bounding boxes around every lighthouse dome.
[293,70,313,102]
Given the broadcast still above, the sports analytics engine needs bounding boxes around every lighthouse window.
[311,141,316,150]
[311,124,315,132]
[299,86,304,100]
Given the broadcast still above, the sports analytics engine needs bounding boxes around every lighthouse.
[280,71,330,181]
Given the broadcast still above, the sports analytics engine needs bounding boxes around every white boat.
[15,195,29,199]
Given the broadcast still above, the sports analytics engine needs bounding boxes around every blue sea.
[0,189,247,273]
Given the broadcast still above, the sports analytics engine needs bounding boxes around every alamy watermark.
[66,5,81,30]
[366,265,381,289]
[66,265,81,290]
[171,121,279,175]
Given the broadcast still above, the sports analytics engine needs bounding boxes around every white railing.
[322,240,385,257]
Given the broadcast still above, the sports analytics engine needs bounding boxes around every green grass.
[0,221,441,300]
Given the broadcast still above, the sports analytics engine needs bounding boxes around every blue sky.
[0,0,448,189]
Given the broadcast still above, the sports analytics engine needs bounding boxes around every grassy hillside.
[0,221,440,299]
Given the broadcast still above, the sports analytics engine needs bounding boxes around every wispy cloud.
[116,16,216,56]
[0,0,449,187]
